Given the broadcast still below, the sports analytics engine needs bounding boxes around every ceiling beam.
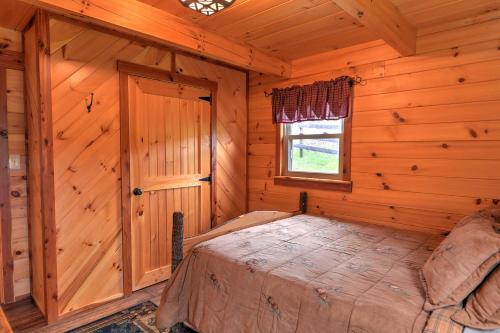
[20,0,292,77]
[332,0,416,56]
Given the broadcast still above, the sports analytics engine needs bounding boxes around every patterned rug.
[68,301,195,333]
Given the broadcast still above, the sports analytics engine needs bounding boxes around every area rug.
[68,301,194,333]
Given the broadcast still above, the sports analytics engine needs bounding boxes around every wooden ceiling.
[0,0,34,31]
[1,0,499,60]
[139,0,500,60]
[392,0,499,29]
[142,0,377,60]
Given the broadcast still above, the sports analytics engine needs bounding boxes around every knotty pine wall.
[248,15,500,234]
[174,54,248,223]
[49,18,247,314]
[0,26,30,300]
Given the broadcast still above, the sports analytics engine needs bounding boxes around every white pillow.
[464,328,500,333]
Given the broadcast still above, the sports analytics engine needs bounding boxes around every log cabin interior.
[0,0,498,332]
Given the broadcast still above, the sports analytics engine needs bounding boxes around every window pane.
[287,120,343,135]
[289,138,340,174]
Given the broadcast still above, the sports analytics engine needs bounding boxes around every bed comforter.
[157,214,443,333]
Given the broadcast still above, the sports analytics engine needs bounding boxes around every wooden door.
[127,76,212,290]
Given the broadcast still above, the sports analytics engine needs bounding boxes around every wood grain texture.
[392,0,500,29]
[5,68,29,302]
[141,0,377,60]
[118,71,132,297]
[0,306,13,333]
[0,27,23,53]
[51,23,136,316]
[332,0,416,56]
[117,62,217,293]
[24,20,46,315]
[0,51,23,71]
[20,0,292,77]
[126,76,212,290]
[0,67,14,304]
[37,11,58,323]
[23,10,59,322]
[16,17,248,318]
[4,49,29,303]
[0,0,34,31]
[2,282,165,333]
[248,17,500,234]
[175,54,248,225]
[140,0,498,60]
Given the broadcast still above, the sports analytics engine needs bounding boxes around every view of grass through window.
[285,120,343,175]
[290,138,340,174]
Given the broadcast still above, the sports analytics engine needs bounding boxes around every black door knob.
[133,187,143,196]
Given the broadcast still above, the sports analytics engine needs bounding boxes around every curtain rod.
[263,75,366,97]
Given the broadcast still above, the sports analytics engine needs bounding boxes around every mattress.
[157,214,443,333]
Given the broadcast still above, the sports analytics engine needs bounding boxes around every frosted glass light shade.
[179,0,235,16]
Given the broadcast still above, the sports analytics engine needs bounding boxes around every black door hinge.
[199,175,212,183]
[199,96,212,104]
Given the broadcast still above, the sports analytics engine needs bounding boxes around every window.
[284,120,343,177]
[275,118,352,192]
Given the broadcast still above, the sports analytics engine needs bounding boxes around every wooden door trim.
[117,61,218,92]
[118,62,218,295]
[49,13,256,76]
[37,11,58,322]
[23,10,59,322]
[118,71,133,295]
[35,10,58,322]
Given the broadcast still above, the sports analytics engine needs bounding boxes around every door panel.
[128,76,211,290]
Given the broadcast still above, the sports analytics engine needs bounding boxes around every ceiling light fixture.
[179,0,235,16]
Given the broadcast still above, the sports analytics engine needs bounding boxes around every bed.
[156,213,444,333]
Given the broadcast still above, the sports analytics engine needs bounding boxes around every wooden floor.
[1,282,165,333]
[1,298,44,332]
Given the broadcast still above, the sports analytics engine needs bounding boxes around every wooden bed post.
[171,211,185,333]
[172,212,184,273]
[300,192,308,214]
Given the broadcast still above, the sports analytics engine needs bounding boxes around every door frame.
[117,61,218,295]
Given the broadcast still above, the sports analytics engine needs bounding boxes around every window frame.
[274,114,353,192]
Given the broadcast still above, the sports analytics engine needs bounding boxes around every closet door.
[127,76,212,290]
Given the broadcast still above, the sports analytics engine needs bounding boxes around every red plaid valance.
[272,76,352,124]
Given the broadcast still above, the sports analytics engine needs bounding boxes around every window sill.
[274,176,352,193]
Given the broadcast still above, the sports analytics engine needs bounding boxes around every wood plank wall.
[175,55,248,223]
[7,69,28,300]
[248,14,500,234]
[48,18,246,315]
[0,27,30,301]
